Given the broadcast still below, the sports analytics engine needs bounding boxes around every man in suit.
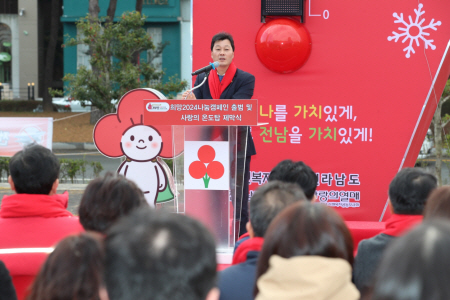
[183,32,256,235]
[353,168,437,292]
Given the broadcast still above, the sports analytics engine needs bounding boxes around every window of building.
[0,23,12,84]
[0,0,18,14]
[147,27,162,85]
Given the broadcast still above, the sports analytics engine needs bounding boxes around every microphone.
[191,61,220,76]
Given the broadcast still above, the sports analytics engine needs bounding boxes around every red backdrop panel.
[192,0,450,221]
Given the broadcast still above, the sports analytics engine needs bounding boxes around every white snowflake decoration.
[387,3,441,58]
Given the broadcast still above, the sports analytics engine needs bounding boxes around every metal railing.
[0,86,36,101]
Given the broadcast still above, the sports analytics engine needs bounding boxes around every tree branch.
[106,0,118,24]
[136,0,144,13]
[89,0,100,20]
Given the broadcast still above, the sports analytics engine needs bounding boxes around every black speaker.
[261,0,304,23]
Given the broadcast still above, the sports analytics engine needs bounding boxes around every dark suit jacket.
[193,69,256,156]
[218,251,259,300]
[0,261,17,300]
[353,233,396,292]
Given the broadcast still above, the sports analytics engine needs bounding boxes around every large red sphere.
[255,18,312,74]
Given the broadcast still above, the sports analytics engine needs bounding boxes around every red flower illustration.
[188,145,225,188]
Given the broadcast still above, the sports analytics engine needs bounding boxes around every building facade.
[0,0,39,99]
[62,0,192,91]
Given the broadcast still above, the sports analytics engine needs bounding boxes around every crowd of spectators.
[1,144,450,300]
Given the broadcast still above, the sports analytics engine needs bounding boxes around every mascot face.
[121,125,163,161]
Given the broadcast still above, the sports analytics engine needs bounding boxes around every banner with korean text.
[193,0,450,222]
[143,100,258,126]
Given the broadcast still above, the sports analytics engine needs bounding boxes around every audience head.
[367,220,450,300]
[424,186,450,220]
[268,160,317,200]
[104,208,218,300]
[388,168,437,215]
[254,202,355,299]
[78,172,148,234]
[248,181,307,238]
[27,232,104,300]
[9,144,60,195]
[256,202,353,280]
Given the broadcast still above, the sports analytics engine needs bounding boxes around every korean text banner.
[0,118,53,157]
[192,0,450,221]
[143,100,258,126]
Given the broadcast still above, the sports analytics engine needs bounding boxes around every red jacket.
[0,192,84,300]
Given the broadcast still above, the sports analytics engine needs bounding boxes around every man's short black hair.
[9,144,60,194]
[105,208,217,300]
[211,32,235,51]
[78,172,148,234]
[268,160,317,200]
[389,168,437,215]
[250,181,307,237]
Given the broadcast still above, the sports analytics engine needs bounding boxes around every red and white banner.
[143,99,258,126]
[192,0,450,221]
[0,118,53,157]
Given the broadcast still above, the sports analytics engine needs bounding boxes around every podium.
[144,99,258,260]
[93,89,258,263]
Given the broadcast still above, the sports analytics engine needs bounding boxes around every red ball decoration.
[255,18,312,74]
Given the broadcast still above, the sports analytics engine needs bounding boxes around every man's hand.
[182,90,197,100]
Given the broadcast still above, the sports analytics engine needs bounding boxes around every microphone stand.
[184,71,210,100]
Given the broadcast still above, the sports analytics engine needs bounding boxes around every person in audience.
[423,185,450,220]
[365,220,450,300]
[353,167,437,292]
[234,160,317,251]
[0,144,83,299]
[218,181,307,300]
[254,201,358,300]
[104,207,219,300]
[0,261,17,300]
[268,159,317,201]
[26,233,105,300]
[78,172,148,234]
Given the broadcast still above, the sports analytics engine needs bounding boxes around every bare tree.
[89,0,100,19]
[136,0,144,14]
[132,0,144,65]
[106,0,118,24]
[432,79,450,186]
[42,0,61,112]
[87,0,102,122]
